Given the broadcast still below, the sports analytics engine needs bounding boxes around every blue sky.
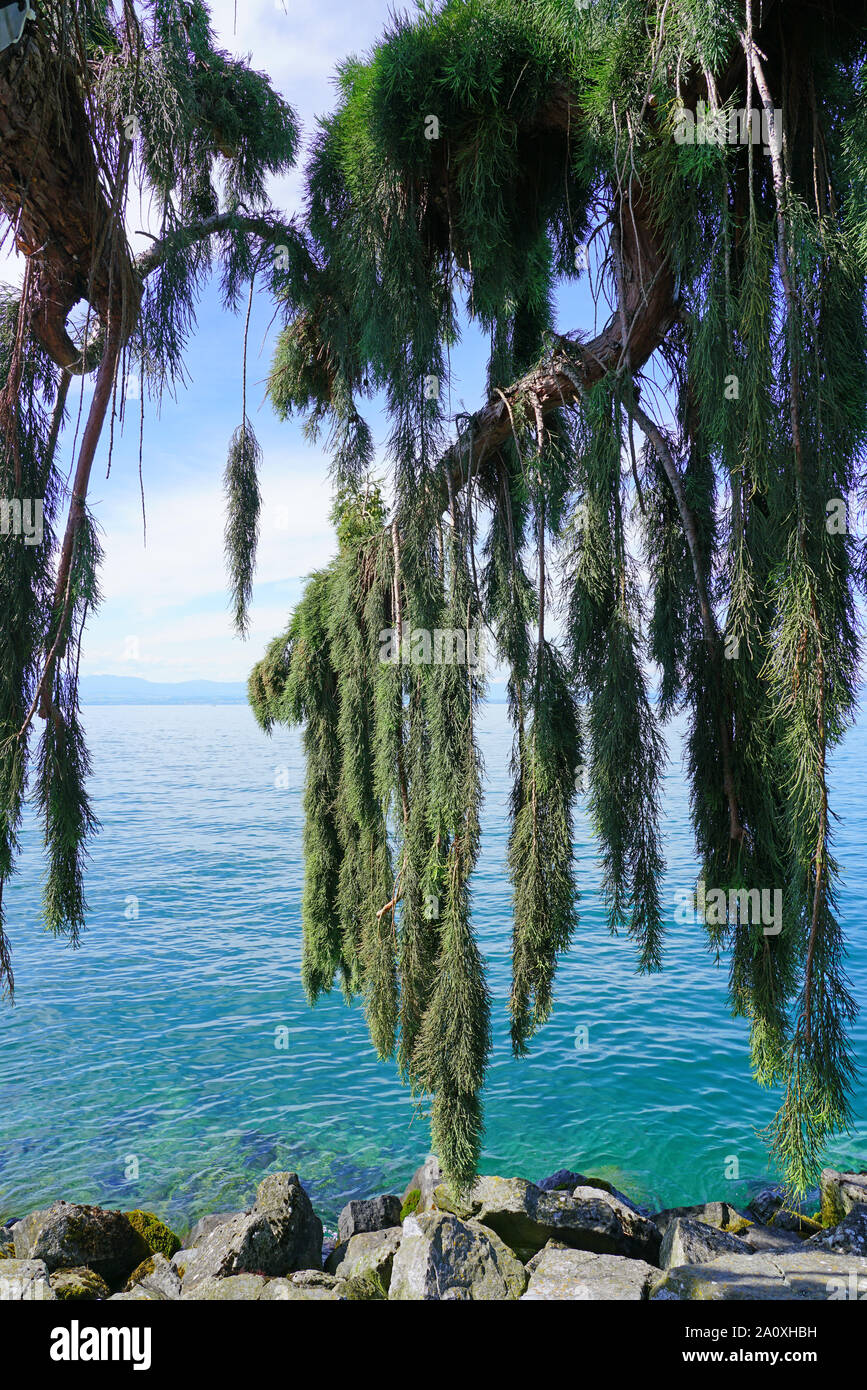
[81,0,420,684]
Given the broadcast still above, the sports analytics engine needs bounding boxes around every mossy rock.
[123,1255,157,1292]
[400,1188,421,1221]
[769,1208,823,1235]
[723,1217,754,1236]
[50,1267,111,1301]
[124,1210,181,1259]
[340,1270,388,1301]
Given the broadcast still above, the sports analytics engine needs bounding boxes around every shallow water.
[1,699,864,1232]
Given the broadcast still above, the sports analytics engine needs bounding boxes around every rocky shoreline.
[2,1159,866,1301]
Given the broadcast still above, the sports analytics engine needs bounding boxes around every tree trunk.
[0,21,139,368]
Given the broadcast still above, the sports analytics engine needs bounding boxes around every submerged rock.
[522,1244,657,1300]
[337,1195,402,1244]
[660,1218,752,1269]
[181,1172,322,1288]
[389,1212,527,1300]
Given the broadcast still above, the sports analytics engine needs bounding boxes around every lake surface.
[1,699,865,1232]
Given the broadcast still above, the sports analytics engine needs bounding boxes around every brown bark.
[443,180,677,495]
[0,23,139,368]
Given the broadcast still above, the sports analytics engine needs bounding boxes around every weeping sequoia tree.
[1,1,866,1196]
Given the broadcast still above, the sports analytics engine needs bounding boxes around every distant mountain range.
[80,675,248,704]
[79,674,512,705]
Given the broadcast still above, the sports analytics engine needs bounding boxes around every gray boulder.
[435,1175,660,1262]
[20,1202,149,1284]
[181,1273,268,1300]
[0,1258,56,1300]
[328,1226,402,1290]
[109,1288,167,1301]
[740,1224,807,1255]
[170,1248,195,1280]
[538,1170,648,1215]
[337,1195,402,1244]
[389,1212,527,1300]
[188,1213,240,1248]
[806,1205,867,1258]
[401,1156,443,1216]
[660,1217,752,1269]
[776,1247,867,1298]
[259,1272,344,1301]
[650,1201,749,1235]
[651,1247,867,1300]
[571,1185,660,1263]
[538,1169,588,1192]
[123,1252,181,1300]
[747,1185,821,1233]
[182,1270,343,1301]
[10,1207,52,1258]
[49,1267,111,1300]
[820,1168,867,1227]
[181,1172,322,1288]
[522,1243,656,1300]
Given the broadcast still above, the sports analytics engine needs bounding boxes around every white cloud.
[94,451,334,610]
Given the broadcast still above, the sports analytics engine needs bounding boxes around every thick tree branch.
[443,182,676,496]
[133,212,301,280]
[0,23,140,369]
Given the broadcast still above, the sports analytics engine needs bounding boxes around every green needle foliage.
[253,0,867,1195]
[224,420,262,636]
[2,1,867,1199]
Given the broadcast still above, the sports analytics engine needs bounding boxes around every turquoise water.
[1,700,865,1233]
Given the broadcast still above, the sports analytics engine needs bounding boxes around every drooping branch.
[625,397,744,849]
[134,212,304,281]
[443,182,677,497]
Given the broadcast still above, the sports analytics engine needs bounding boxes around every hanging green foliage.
[253,0,867,1197]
